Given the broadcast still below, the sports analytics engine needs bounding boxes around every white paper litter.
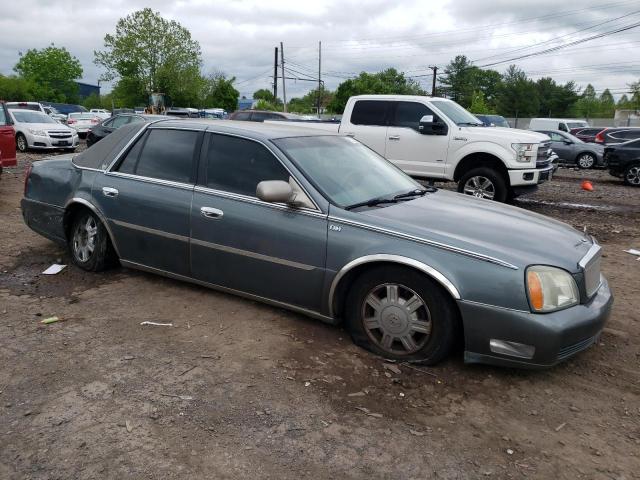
[140,321,173,327]
[42,264,66,275]
[624,249,640,256]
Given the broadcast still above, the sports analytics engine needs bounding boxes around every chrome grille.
[48,130,72,139]
[579,243,602,298]
[536,142,552,168]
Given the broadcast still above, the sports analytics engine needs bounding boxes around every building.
[75,82,100,100]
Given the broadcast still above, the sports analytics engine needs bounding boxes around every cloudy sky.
[1,0,639,101]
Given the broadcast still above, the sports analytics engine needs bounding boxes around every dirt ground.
[1,145,639,480]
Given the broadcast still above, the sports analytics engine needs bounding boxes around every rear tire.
[16,133,28,152]
[69,210,113,272]
[576,153,595,169]
[457,167,508,202]
[345,266,458,365]
[623,163,640,187]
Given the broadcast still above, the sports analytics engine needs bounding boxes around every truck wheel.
[457,167,507,202]
[624,163,640,187]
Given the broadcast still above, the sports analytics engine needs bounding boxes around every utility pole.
[273,47,278,101]
[430,66,438,97]
[317,41,322,116]
[280,42,287,112]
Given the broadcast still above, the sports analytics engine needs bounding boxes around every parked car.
[6,101,46,114]
[21,119,612,369]
[8,109,78,152]
[272,95,555,202]
[604,139,640,186]
[200,108,227,119]
[166,107,200,118]
[0,102,17,170]
[473,114,511,128]
[40,102,87,116]
[43,105,67,123]
[111,108,135,116]
[90,109,111,119]
[66,113,101,138]
[534,130,604,169]
[594,127,640,145]
[529,118,589,133]
[86,114,164,147]
[134,107,146,114]
[569,127,606,143]
[229,110,302,122]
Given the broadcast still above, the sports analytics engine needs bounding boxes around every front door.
[92,127,201,276]
[547,132,573,162]
[0,104,17,167]
[385,101,448,178]
[190,133,328,311]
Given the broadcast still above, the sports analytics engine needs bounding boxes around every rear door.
[0,104,17,167]
[385,101,447,178]
[341,100,390,156]
[93,127,202,275]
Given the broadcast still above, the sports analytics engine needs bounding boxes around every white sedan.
[67,113,102,138]
[89,108,111,119]
[9,109,79,152]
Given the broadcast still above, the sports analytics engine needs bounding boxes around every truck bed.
[264,120,340,133]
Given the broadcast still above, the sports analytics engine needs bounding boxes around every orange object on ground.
[581,180,593,191]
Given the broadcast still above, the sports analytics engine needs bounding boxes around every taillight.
[24,163,33,196]
[595,129,606,143]
[67,119,76,124]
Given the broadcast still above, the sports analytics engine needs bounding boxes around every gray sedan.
[21,119,612,368]
[535,129,605,168]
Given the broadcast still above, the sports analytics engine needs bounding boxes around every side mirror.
[563,140,573,145]
[256,180,303,206]
[419,115,448,136]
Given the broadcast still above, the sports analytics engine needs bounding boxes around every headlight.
[511,143,536,163]
[526,266,579,312]
[28,128,47,136]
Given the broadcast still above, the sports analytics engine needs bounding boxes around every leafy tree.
[534,78,579,117]
[255,99,282,111]
[288,88,334,114]
[14,44,82,102]
[574,84,599,119]
[440,55,475,106]
[495,65,539,121]
[329,68,424,113]
[469,91,492,114]
[253,89,276,103]
[201,72,239,112]
[598,89,615,117]
[617,94,631,108]
[630,80,640,110]
[0,74,41,101]
[95,8,202,103]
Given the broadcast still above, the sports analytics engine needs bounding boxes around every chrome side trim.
[329,216,519,270]
[104,123,151,171]
[191,238,315,271]
[111,219,189,243]
[193,185,327,219]
[328,254,461,317]
[119,259,335,324]
[105,171,195,191]
[64,197,122,257]
[459,299,529,314]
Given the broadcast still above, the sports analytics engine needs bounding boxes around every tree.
[574,84,599,119]
[95,8,202,103]
[328,68,424,113]
[495,65,539,121]
[469,91,492,114]
[0,74,41,101]
[14,44,82,102]
[201,72,239,112]
[617,94,631,109]
[630,80,640,111]
[534,78,579,117]
[598,89,615,118]
[253,89,276,103]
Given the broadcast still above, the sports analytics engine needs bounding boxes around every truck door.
[340,100,390,156]
[385,101,447,178]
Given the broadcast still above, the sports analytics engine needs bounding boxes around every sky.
[1,0,639,101]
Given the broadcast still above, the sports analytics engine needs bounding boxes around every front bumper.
[459,276,612,369]
[508,165,555,187]
[29,133,79,149]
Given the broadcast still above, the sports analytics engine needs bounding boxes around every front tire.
[577,153,595,169]
[457,167,508,202]
[624,163,640,187]
[345,266,458,365]
[69,211,112,271]
[16,133,28,152]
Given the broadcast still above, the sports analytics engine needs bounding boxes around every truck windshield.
[431,100,483,126]
[273,136,422,209]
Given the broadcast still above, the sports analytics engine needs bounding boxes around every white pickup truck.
[275,95,555,202]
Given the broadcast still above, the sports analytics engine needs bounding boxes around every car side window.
[233,111,251,121]
[549,132,564,142]
[623,130,640,140]
[558,123,568,132]
[102,118,114,127]
[112,116,131,129]
[250,112,270,122]
[351,100,391,126]
[392,102,435,130]
[205,133,290,197]
[117,129,198,183]
[0,107,7,125]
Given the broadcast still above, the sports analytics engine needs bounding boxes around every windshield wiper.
[344,196,399,210]
[393,187,435,200]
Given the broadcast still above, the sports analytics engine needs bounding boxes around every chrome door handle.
[200,207,224,219]
[388,135,400,141]
[102,187,119,197]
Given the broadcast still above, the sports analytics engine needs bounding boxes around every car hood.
[350,189,593,272]
[460,126,549,144]
[17,122,73,132]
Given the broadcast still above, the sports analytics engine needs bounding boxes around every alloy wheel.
[578,154,595,169]
[16,135,27,152]
[463,176,496,199]
[72,216,98,262]
[626,166,640,186]
[361,283,432,355]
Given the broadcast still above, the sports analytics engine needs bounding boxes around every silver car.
[21,120,612,368]
[535,130,605,169]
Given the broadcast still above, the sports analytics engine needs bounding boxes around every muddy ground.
[1,146,639,480]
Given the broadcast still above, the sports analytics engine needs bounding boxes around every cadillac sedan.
[21,119,612,368]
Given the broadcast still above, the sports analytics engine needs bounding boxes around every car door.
[385,101,447,178]
[0,104,17,167]
[341,100,390,156]
[92,127,202,276]
[546,132,572,161]
[190,132,328,311]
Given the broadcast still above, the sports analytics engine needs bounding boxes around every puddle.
[515,198,635,213]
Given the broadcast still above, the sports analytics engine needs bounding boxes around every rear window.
[7,103,41,112]
[351,100,390,126]
[73,121,147,170]
[232,111,251,121]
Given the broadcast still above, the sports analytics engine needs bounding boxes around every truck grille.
[579,243,602,298]
[536,141,552,168]
[48,130,72,139]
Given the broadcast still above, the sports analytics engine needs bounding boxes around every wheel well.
[453,153,508,183]
[63,203,88,240]
[331,261,464,339]
[575,151,594,160]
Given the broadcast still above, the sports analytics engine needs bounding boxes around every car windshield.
[431,100,483,126]
[11,111,57,124]
[273,136,421,208]
[488,116,510,128]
